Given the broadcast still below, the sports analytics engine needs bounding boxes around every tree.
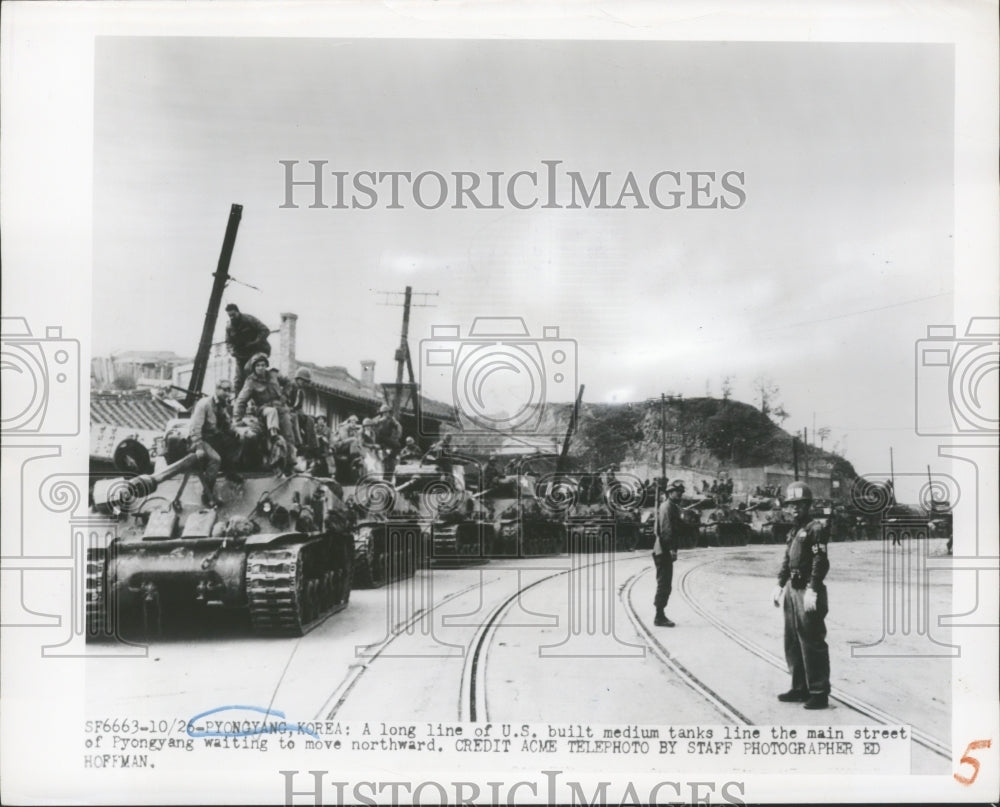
[753,375,789,424]
[818,426,832,449]
[721,376,733,401]
[574,404,645,469]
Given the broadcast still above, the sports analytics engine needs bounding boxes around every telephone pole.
[377,286,438,421]
[802,427,809,483]
[659,393,667,485]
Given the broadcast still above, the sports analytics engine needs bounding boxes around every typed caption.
[83,718,910,774]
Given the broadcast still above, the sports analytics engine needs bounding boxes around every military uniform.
[777,515,831,700]
[225,311,271,393]
[233,357,296,471]
[653,487,683,625]
[188,392,237,502]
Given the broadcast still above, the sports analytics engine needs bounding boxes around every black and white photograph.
[2,2,998,804]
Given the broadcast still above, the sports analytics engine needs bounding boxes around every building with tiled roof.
[168,312,453,442]
[89,389,185,464]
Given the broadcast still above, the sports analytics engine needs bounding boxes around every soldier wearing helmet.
[398,436,422,464]
[233,353,296,473]
[373,403,403,472]
[772,481,831,710]
[287,367,316,455]
[652,479,686,627]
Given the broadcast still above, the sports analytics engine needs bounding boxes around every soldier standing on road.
[188,379,238,507]
[224,303,271,394]
[772,481,831,710]
[653,479,685,627]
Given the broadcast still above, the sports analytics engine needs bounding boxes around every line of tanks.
[84,431,652,640]
[86,205,920,642]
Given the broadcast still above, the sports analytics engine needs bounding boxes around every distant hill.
[445,396,857,481]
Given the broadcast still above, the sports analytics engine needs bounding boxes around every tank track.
[354,546,417,588]
[352,524,422,589]
[246,533,351,636]
[518,521,564,557]
[85,545,109,638]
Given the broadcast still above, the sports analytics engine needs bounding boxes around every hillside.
[447,396,857,482]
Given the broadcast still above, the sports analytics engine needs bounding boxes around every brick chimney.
[360,360,375,388]
[278,313,298,376]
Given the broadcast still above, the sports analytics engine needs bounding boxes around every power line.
[756,291,952,334]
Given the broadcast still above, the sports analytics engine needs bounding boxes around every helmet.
[246,352,269,371]
[362,417,373,426]
[378,403,391,414]
[666,480,686,493]
[294,367,312,381]
[347,415,359,423]
[785,482,813,504]
[405,437,416,445]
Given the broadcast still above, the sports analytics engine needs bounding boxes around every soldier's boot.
[803,693,829,710]
[777,689,809,702]
[653,609,675,627]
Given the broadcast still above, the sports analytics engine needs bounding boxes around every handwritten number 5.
[954,739,992,785]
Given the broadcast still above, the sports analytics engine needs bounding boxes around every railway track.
[318,546,950,763]
[675,554,950,760]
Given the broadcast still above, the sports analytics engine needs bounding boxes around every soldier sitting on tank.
[360,418,378,449]
[233,353,296,474]
[313,415,331,456]
[424,433,454,477]
[287,368,317,456]
[330,415,363,483]
[398,436,422,464]
[481,452,503,492]
[225,303,272,394]
[188,379,240,507]
[373,403,403,472]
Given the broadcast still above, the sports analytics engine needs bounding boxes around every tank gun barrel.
[93,453,200,514]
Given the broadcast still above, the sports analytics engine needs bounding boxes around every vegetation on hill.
[442,395,856,482]
[569,396,857,480]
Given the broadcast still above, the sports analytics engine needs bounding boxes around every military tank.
[746,495,793,544]
[330,432,425,588]
[699,502,751,547]
[87,451,354,639]
[485,451,567,558]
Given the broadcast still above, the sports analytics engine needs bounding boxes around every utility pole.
[376,286,438,422]
[395,285,412,411]
[803,427,809,483]
[660,393,667,487]
[186,203,242,409]
[557,384,585,473]
[792,435,800,481]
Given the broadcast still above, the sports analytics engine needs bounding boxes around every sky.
[92,37,972,497]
